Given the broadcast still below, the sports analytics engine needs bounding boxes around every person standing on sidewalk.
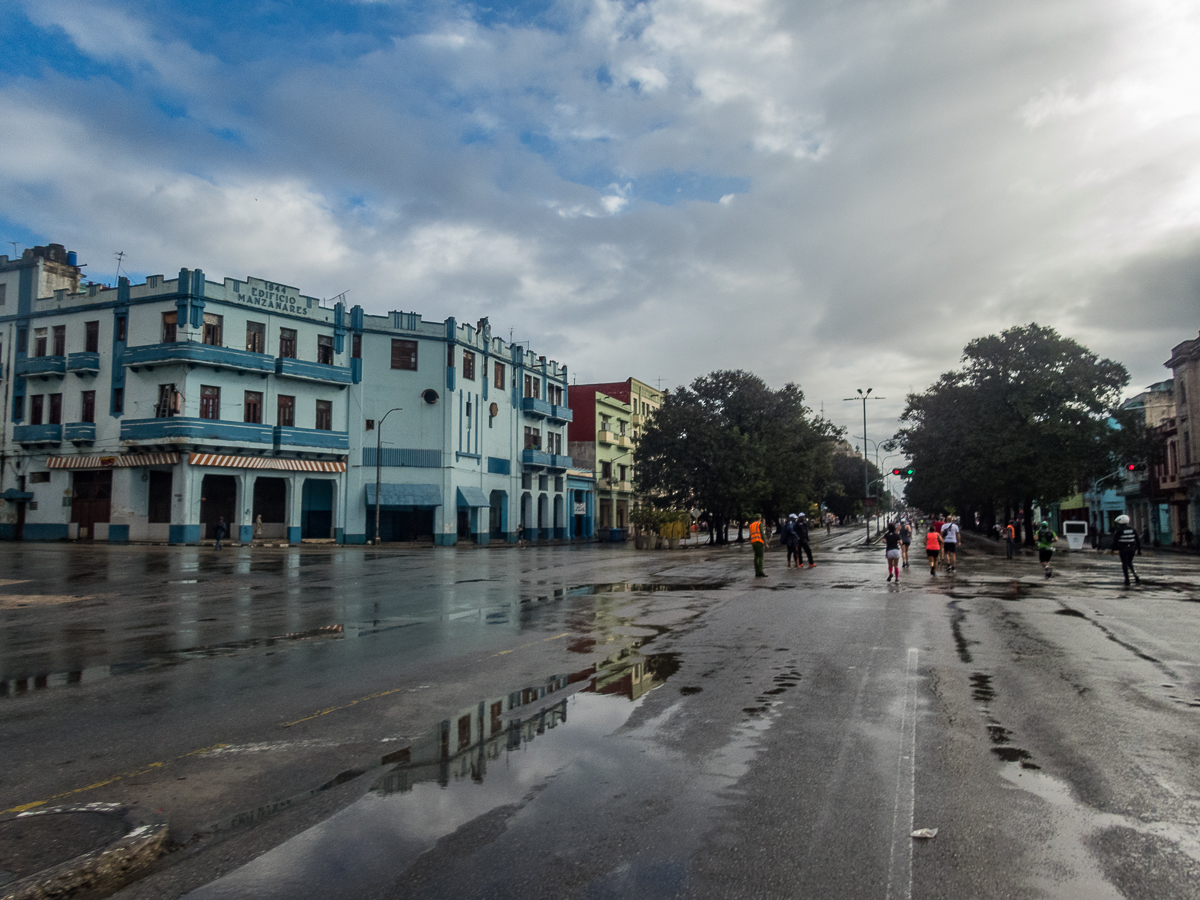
[795,513,815,567]
[924,523,943,576]
[885,523,902,582]
[1037,521,1058,578]
[941,516,961,573]
[749,515,767,577]
[213,516,227,551]
[1110,514,1141,585]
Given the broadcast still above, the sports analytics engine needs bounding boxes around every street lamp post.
[374,407,403,545]
[844,388,884,544]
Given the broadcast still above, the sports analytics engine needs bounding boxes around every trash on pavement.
[911,828,939,839]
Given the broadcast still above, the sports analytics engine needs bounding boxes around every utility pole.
[844,388,884,544]
[374,407,403,544]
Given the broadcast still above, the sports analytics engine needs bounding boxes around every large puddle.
[186,646,698,899]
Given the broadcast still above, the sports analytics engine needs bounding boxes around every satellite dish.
[422,389,439,404]
[489,402,498,417]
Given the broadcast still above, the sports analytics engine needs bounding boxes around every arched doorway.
[553,495,564,539]
[520,492,532,540]
[537,493,548,541]
[489,490,506,538]
[252,477,287,539]
[200,474,237,539]
[301,479,334,539]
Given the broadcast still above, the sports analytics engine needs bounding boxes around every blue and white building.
[0,245,573,545]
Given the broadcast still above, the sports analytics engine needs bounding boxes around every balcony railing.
[521,397,553,419]
[15,356,66,378]
[521,449,572,469]
[274,425,349,450]
[13,423,62,445]
[597,427,615,444]
[549,404,573,423]
[124,342,274,375]
[65,422,96,444]
[614,434,633,450]
[67,352,101,376]
[275,357,353,386]
[120,417,275,445]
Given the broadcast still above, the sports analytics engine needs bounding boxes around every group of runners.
[880,515,961,580]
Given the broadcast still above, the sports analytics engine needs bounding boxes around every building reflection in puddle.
[187,648,682,900]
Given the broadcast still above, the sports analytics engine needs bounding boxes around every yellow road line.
[1,743,231,815]
[280,687,407,729]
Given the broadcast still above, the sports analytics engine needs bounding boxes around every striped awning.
[46,452,180,469]
[188,453,345,472]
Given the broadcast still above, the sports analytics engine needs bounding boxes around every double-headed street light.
[844,388,884,544]
[374,407,403,545]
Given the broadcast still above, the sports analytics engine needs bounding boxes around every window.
[53,325,65,357]
[494,361,505,389]
[365,418,375,431]
[391,339,417,370]
[352,333,362,359]
[539,474,549,492]
[81,390,95,423]
[30,471,50,484]
[448,345,456,367]
[112,388,123,415]
[13,395,23,421]
[522,472,533,490]
[84,321,99,353]
[34,328,47,357]
[317,334,334,365]
[524,425,541,450]
[279,328,297,358]
[116,317,126,342]
[549,432,562,455]
[619,464,627,482]
[157,384,178,418]
[277,394,295,427]
[315,399,333,431]
[200,385,220,420]
[17,328,27,354]
[619,420,626,434]
[48,393,62,425]
[601,460,612,479]
[549,385,562,405]
[162,311,177,343]
[202,313,223,346]
[244,390,263,424]
[30,395,43,425]
[462,350,475,381]
[0,284,5,306]
[246,321,265,354]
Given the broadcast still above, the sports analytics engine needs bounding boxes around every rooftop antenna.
[7,241,18,257]
[326,290,348,307]
[114,250,125,284]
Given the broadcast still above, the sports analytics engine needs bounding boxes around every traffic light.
[906,468,914,476]
[1126,463,1137,471]
[891,467,916,478]
[892,468,903,476]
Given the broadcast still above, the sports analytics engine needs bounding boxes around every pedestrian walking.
[795,513,815,567]
[1005,521,1016,559]
[750,514,767,577]
[899,519,912,568]
[213,516,227,551]
[517,523,526,548]
[1110,514,1141,585]
[782,515,800,568]
[941,516,960,573]
[1036,521,1057,578]
[885,523,902,582]
[924,523,942,576]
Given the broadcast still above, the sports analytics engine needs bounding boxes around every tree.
[822,447,885,522]
[894,324,1131,542]
[635,371,840,543]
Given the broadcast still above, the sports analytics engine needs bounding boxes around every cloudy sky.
[2,0,1198,443]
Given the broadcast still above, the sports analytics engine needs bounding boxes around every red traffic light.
[1126,463,1137,471]
[892,468,903,476]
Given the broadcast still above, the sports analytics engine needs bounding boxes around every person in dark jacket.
[1110,514,1141,585]
[795,514,814,567]
[782,515,799,568]
[213,516,227,551]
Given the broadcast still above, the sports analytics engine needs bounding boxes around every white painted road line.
[886,648,919,900]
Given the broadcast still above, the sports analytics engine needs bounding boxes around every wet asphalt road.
[2,532,1200,899]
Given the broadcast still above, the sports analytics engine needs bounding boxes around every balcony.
[521,397,552,419]
[67,352,101,376]
[15,356,66,379]
[275,357,353,386]
[64,422,96,445]
[124,342,274,376]
[596,478,633,492]
[521,449,572,469]
[274,425,349,451]
[597,427,615,445]
[549,404,573,423]
[614,433,633,450]
[13,423,63,446]
[120,417,274,445]
[630,413,644,427]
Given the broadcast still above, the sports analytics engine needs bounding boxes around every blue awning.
[365,483,443,508]
[457,486,490,508]
[1,488,34,502]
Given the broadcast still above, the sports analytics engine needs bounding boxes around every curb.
[0,804,167,900]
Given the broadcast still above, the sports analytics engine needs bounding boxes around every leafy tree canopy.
[635,371,841,532]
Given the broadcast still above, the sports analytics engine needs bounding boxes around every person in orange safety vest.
[749,516,767,577]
